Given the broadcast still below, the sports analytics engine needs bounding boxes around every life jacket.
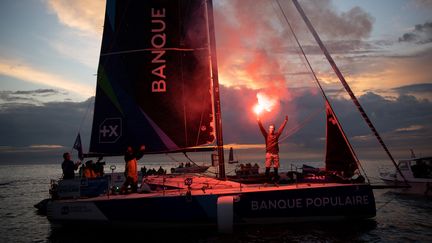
[125,159,138,183]
[83,167,96,178]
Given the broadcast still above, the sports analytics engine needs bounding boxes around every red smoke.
[213,0,373,123]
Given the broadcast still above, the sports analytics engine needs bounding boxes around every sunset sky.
[0,0,431,163]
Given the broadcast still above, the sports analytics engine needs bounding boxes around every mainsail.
[90,0,217,155]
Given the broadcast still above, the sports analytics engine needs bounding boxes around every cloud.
[0,59,94,99]
[297,1,374,40]
[0,86,430,160]
[0,97,94,148]
[29,144,64,149]
[413,0,432,9]
[44,0,104,69]
[219,83,432,158]
[321,45,432,99]
[13,89,60,96]
[392,83,432,100]
[0,89,65,105]
[1,0,430,161]
[398,22,432,44]
[46,0,105,35]
[394,83,432,93]
[395,125,424,132]
[49,30,102,69]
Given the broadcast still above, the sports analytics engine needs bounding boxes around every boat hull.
[380,176,432,196]
[46,183,375,227]
[235,184,375,222]
[379,157,432,196]
[172,165,210,174]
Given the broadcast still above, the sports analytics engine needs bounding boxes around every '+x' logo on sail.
[99,118,122,143]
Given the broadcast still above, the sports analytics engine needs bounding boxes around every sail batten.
[90,0,217,155]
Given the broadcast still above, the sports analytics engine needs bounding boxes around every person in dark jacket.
[61,152,81,179]
[258,115,288,181]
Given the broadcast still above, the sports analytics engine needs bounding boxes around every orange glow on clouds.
[47,0,104,34]
[0,59,94,98]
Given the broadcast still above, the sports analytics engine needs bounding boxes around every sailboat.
[35,0,381,232]
[228,147,239,164]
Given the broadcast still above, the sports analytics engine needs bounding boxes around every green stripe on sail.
[98,66,123,115]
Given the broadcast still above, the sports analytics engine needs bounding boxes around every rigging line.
[262,107,322,149]
[271,2,324,142]
[182,152,199,166]
[194,84,211,147]
[291,0,408,185]
[270,1,328,146]
[376,195,396,212]
[276,0,369,182]
[165,153,180,163]
[270,1,321,141]
[180,43,189,147]
[195,108,205,147]
[283,107,322,140]
[78,97,94,133]
[70,97,94,153]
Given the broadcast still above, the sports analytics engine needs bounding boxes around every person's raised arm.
[257,117,267,137]
[135,145,146,160]
[74,161,81,170]
[277,115,288,134]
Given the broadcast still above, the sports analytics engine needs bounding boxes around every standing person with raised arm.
[120,145,146,194]
[258,115,288,181]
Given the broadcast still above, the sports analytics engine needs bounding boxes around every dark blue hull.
[234,184,376,222]
[46,183,375,228]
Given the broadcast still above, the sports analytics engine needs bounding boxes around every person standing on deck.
[258,115,288,181]
[120,145,146,194]
[61,152,81,179]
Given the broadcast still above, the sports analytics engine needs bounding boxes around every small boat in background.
[379,156,432,196]
[170,162,210,174]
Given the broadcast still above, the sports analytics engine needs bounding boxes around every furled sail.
[90,0,216,155]
[325,101,359,178]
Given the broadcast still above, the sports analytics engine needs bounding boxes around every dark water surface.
[0,162,431,242]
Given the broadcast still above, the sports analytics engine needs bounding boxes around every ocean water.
[0,159,431,243]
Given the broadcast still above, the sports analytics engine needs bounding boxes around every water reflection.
[47,219,378,243]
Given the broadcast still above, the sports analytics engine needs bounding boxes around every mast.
[291,0,408,183]
[205,0,225,179]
